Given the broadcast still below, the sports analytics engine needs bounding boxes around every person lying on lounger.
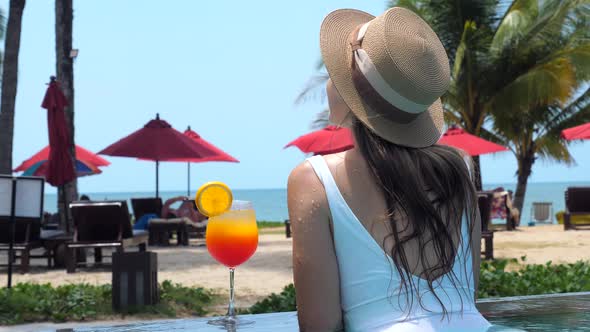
[161,196,208,228]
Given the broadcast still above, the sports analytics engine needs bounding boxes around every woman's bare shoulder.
[288,159,317,186]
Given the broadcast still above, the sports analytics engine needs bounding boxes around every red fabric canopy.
[561,122,590,141]
[42,80,76,186]
[14,145,109,172]
[285,125,354,155]
[99,115,219,197]
[438,127,508,156]
[152,127,239,163]
[99,115,217,160]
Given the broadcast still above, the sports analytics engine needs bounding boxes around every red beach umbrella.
[98,114,218,197]
[438,126,508,156]
[14,145,109,172]
[179,127,238,196]
[285,125,354,155]
[43,78,76,186]
[561,122,590,141]
[144,126,239,195]
[173,127,239,163]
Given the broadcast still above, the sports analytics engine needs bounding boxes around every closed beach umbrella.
[285,125,354,155]
[561,122,590,141]
[43,78,76,186]
[438,126,508,156]
[99,114,218,197]
[14,145,110,178]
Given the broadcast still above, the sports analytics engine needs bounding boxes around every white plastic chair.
[529,202,553,226]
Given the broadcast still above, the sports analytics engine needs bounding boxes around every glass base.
[207,315,254,328]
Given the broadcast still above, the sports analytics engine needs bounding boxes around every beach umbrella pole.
[7,178,16,288]
[156,160,159,198]
[187,162,191,196]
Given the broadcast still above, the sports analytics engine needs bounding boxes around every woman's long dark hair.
[352,117,477,318]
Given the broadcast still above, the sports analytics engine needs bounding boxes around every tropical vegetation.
[299,0,590,210]
[248,258,590,314]
[2,259,588,324]
[0,0,23,175]
[0,280,215,325]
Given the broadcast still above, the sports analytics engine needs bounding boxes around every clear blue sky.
[3,0,589,194]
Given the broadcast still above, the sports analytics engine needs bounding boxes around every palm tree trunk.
[56,0,78,230]
[513,146,536,214]
[472,155,483,191]
[0,0,26,174]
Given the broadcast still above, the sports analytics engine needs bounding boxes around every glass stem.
[228,268,236,317]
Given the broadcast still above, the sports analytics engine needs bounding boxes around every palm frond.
[311,109,330,130]
[294,74,329,105]
[488,56,576,116]
[452,20,478,79]
[543,87,590,136]
[491,0,538,53]
[534,134,575,165]
[388,0,428,20]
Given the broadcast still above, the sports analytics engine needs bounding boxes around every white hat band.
[353,22,430,114]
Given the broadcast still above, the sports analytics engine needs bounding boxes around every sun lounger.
[0,217,62,273]
[564,187,590,230]
[478,193,494,260]
[66,201,148,273]
[131,197,163,220]
[147,218,189,246]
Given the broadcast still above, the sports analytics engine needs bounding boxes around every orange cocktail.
[196,181,258,327]
[206,208,258,268]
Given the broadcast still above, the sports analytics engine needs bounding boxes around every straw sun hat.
[320,7,450,148]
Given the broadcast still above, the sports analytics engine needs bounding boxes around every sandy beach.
[1,225,589,308]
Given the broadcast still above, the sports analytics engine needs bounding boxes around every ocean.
[43,182,590,225]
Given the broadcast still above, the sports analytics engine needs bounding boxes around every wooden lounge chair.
[0,175,62,273]
[66,201,148,273]
[478,192,494,260]
[147,218,189,246]
[131,197,163,220]
[0,217,55,273]
[564,187,590,230]
[530,202,553,226]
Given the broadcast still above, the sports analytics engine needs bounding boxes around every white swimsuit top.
[307,156,491,332]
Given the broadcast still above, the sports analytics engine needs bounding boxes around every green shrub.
[257,220,285,228]
[478,257,590,298]
[247,284,296,314]
[0,281,215,325]
[247,259,590,314]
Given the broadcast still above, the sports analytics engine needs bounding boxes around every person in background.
[79,194,90,201]
[161,196,208,228]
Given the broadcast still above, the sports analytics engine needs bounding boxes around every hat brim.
[320,9,444,148]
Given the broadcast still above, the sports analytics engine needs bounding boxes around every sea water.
[43,182,590,224]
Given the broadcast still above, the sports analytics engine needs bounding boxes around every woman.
[288,8,491,332]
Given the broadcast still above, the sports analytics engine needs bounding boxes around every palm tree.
[486,87,590,213]
[300,1,590,211]
[0,0,25,174]
[390,0,589,210]
[55,0,78,228]
[479,0,590,210]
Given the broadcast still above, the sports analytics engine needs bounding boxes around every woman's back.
[304,154,489,331]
